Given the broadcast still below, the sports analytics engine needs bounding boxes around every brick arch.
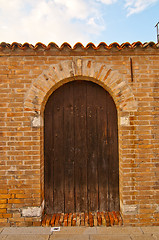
[24,59,137,115]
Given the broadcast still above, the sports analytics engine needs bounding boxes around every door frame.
[24,59,137,222]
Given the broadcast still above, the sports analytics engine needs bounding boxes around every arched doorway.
[44,80,119,214]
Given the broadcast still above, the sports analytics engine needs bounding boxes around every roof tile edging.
[0,41,159,51]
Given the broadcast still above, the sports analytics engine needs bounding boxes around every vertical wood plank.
[63,83,75,213]
[96,89,109,211]
[107,94,119,211]
[87,82,98,212]
[74,81,87,212]
[44,95,54,214]
[53,87,65,213]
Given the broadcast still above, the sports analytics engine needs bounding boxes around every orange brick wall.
[0,43,159,226]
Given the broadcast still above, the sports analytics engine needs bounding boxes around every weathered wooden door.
[44,81,119,214]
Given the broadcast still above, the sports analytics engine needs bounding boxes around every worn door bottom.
[42,211,122,227]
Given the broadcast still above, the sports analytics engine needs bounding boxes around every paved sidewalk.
[0,226,159,240]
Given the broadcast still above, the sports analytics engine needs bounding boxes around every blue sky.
[0,0,158,46]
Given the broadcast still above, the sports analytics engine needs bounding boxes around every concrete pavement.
[0,226,159,239]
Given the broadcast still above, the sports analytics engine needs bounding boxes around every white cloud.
[97,0,117,4]
[125,0,158,16]
[54,0,90,20]
[0,0,105,46]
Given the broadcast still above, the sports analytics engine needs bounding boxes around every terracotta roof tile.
[60,42,72,49]
[85,42,96,49]
[73,42,85,49]
[47,42,60,49]
[0,41,159,51]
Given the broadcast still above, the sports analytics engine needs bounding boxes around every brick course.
[0,42,159,226]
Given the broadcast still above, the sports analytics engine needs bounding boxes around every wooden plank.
[53,86,65,213]
[87,82,98,212]
[44,95,54,214]
[63,83,75,213]
[96,88,109,211]
[107,94,119,211]
[74,81,87,212]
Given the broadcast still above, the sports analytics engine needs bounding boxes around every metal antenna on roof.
[155,22,159,43]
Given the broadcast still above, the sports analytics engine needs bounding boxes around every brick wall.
[0,42,159,226]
